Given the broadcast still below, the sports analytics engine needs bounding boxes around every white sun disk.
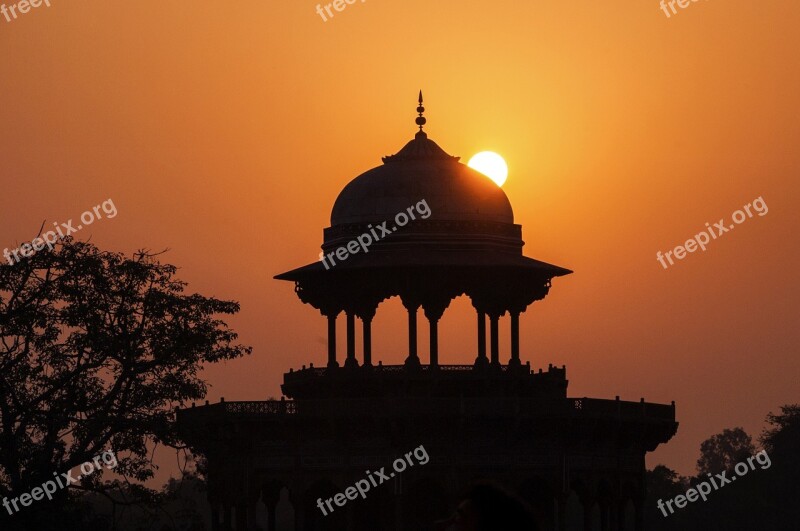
[467,151,508,187]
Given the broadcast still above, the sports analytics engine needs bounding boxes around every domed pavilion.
[177,93,678,531]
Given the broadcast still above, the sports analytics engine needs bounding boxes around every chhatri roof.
[331,92,513,227]
[276,92,571,283]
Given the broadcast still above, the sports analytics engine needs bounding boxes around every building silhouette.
[177,93,678,531]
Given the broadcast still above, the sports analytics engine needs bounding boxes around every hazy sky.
[1,1,798,479]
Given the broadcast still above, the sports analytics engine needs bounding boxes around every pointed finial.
[415,90,427,135]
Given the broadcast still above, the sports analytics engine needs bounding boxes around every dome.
[330,132,514,226]
[276,92,572,284]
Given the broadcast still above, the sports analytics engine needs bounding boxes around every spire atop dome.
[381,91,460,163]
[415,90,427,138]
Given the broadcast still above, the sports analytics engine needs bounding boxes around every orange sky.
[1,0,799,479]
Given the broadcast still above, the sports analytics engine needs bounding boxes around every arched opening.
[371,296,411,366]
[438,294,479,365]
[275,487,295,531]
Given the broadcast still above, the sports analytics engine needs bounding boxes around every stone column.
[404,302,421,368]
[356,306,377,367]
[423,303,448,368]
[475,312,488,368]
[489,314,500,368]
[345,312,358,368]
[327,313,339,368]
[362,315,373,366]
[264,486,280,531]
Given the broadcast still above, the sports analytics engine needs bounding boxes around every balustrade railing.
[282,363,566,382]
[178,395,675,424]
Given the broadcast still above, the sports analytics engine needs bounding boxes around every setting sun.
[467,151,508,187]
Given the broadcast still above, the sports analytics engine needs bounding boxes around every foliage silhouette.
[0,239,250,530]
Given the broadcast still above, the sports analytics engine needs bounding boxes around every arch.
[437,294,480,365]
[371,295,411,366]
[254,479,292,531]
[275,487,296,531]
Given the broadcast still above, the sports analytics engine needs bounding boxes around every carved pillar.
[475,312,488,368]
[345,312,358,368]
[489,314,500,367]
[403,301,421,368]
[423,302,448,368]
[264,485,281,531]
[326,312,339,368]
[356,306,377,367]
[363,316,373,366]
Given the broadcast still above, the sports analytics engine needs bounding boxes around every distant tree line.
[646,404,800,530]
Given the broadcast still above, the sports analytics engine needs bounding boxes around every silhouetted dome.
[330,132,514,226]
[275,102,572,282]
